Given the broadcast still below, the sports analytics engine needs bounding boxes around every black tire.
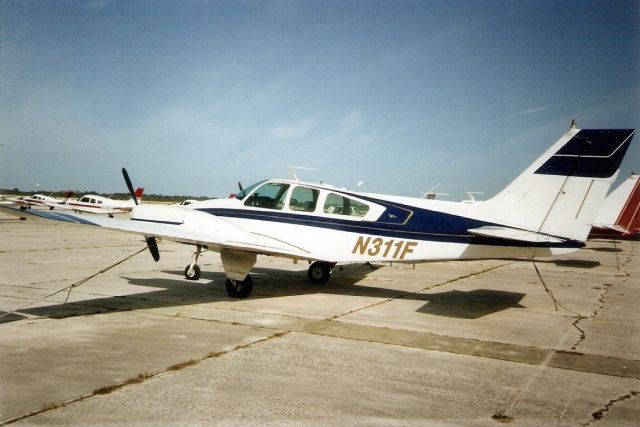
[307,261,332,284]
[184,264,201,280]
[226,275,253,298]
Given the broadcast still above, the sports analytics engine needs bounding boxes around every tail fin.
[614,174,640,234]
[134,187,144,201]
[484,128,635,241]
[61,190,74,203]
[593,173,640,232]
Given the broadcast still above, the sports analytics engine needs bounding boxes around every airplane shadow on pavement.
[2,266,526,323]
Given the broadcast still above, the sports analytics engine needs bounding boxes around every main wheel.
[307,261,332,284]
[226,275,253,298]
[184,264,201,280]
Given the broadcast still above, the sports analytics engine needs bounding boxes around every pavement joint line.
[0,330,290,426]
[138,307,640,380]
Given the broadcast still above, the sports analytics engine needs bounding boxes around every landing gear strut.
[184,245,203,280]
[307,261,334,284]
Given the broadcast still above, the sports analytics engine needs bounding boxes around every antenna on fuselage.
[420,183,449,199]
[287,165,318,182]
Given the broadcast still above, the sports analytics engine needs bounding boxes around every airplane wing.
[42,202,123,215]
[0,204,313,260]
[467,226,566,243]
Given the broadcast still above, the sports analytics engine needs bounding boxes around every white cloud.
[512,106,548,116]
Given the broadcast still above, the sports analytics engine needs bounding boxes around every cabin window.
[80,197,90,203]
[289,186,319,212]
[323,193,369,217]
[244,182,290,210]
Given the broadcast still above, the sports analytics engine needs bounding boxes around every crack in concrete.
[0,330,289,426]
[570,251,632,351]
[582,390,639,426]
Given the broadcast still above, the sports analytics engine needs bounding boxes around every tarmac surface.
[0,210,639,426]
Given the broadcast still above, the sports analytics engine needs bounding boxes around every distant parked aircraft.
[2,191,74,210]
[46,188,144,216]
[589,173,640,239]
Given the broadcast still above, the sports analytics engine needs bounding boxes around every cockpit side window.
[80,196,90,203]
[243,182,290,210]
[289,186,319,212]
[323,193,370,217]
[235,180,266,201]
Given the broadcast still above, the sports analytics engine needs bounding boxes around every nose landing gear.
[184,245,203,281]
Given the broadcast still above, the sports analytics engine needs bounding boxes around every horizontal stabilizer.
[592,223,628,233]
[467,226,566,243]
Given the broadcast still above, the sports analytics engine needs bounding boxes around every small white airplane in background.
[589,173,640,239]
[2,191,74,210]
[1,125,635,299]
[175,199,201,206]
[47,188,144,216]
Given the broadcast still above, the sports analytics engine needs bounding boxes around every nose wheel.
[184,263,201,280]
[184,245,203,281]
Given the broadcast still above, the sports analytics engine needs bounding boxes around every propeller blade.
[238,181,244,192]
[122,168,139,206]
[146,237,160,262]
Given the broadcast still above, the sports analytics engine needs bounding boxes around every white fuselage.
[187,179,579,264]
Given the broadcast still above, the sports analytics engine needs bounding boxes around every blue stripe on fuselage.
[197,200,583,249]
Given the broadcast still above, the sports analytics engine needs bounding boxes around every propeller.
[238,181,244,193]
[122,168,160,262]
[145,236,160,262]
[122,168,139,205]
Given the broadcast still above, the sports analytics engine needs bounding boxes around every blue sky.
[1,0,638,199]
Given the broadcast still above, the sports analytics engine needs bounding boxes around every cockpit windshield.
[234,180,266,201]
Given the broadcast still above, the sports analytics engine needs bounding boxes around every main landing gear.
[225,275,253,298]
[183,248,335,299]
[307,261,335,284]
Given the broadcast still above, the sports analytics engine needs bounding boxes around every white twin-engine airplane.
[0,126,635,299]
[46,188,144,215]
